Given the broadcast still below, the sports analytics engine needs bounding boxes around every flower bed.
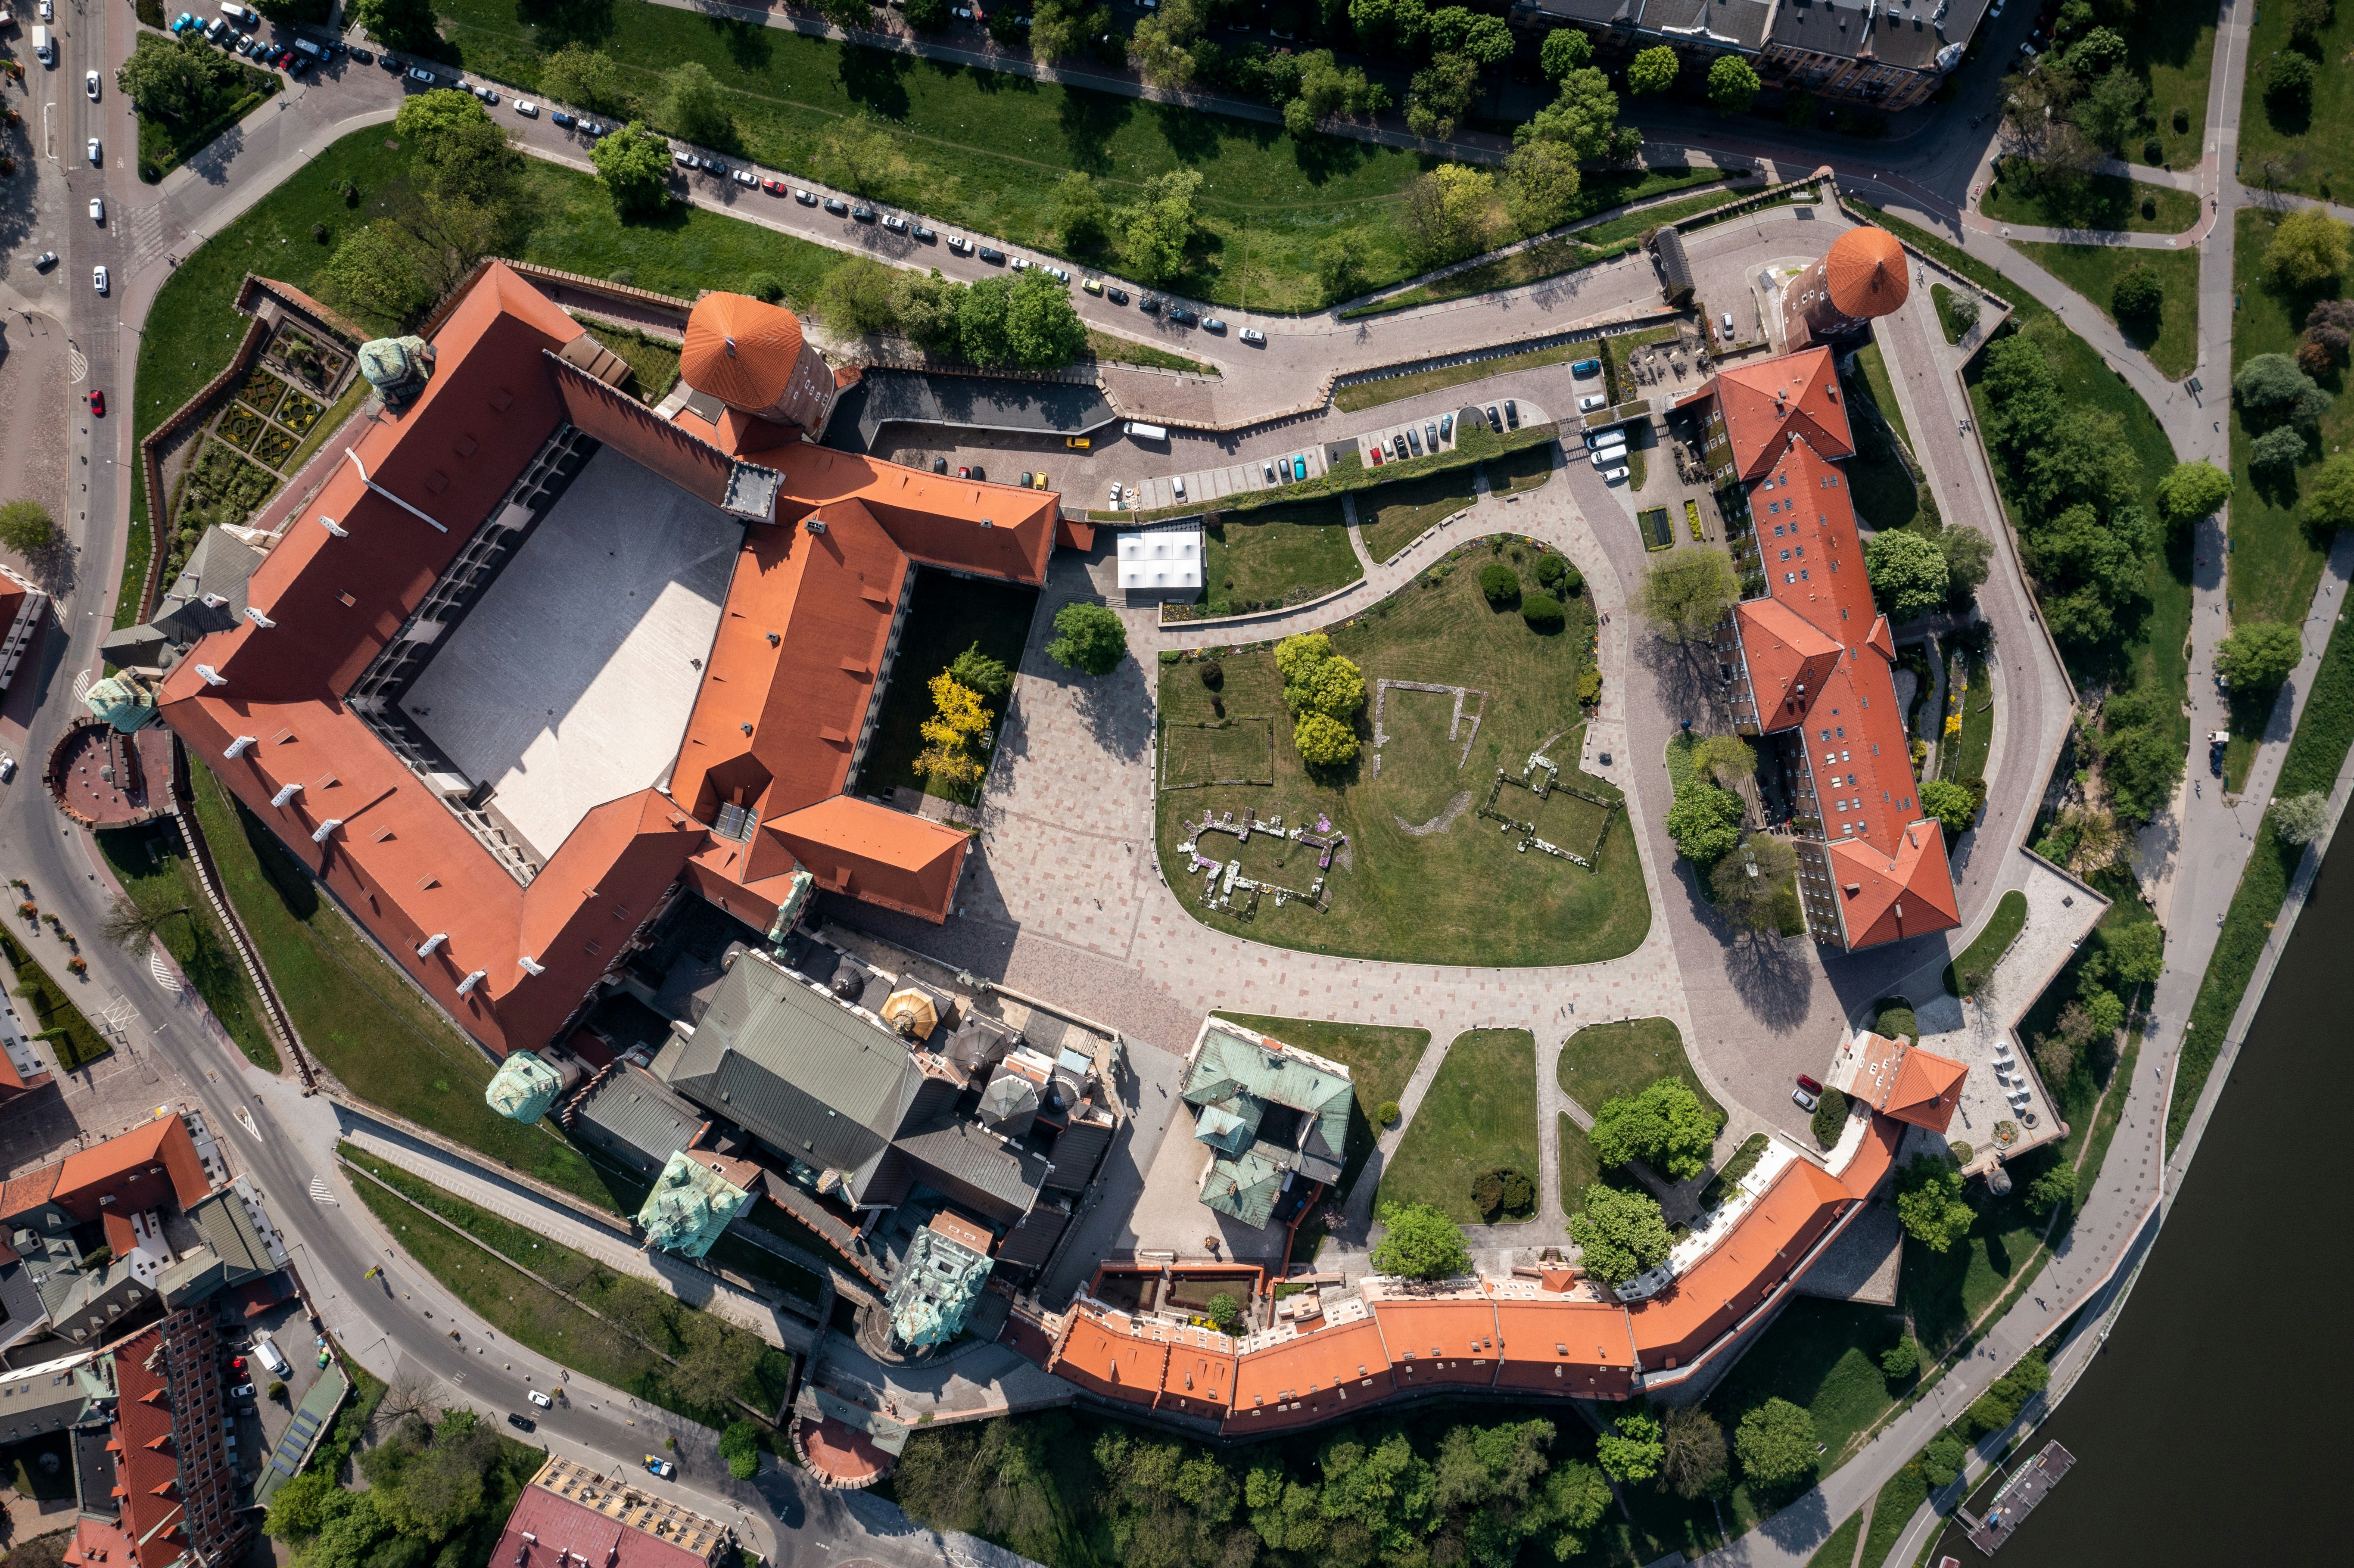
[238,367,284,418]
[252,426,298,471]
[275,389,323,435]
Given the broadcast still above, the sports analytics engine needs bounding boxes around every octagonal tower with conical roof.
[679,292,839,438]
[1781,225,1911,350]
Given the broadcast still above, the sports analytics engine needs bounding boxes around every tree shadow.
[1289,128,1381,188]
[515,0,614,47]
[838,44,914,121]
[1148,99,1225,165]
[701,14,773,75]
[1057,87,1133,177]
[1719,927,1817,1034]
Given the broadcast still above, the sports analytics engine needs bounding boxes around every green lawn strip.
[1625,446,1648,492]
[436,0,1515,312]
[1930,282,1969,345]
[1940,652,1994,784]
[1376,1030,1539,1223]
[0,928,110,1072]
[1697,1132,1769,1212]
[1335,342,1600,414]
[2167,597,2354,1151]
[341,1145,792,1431]
[855,568,1037,802]
[1555,1111,1600,1214]
[186,763,622,1207]
[94,824,280,1071]
[1554,1015,1722,1123]
[1155,552,1644,966]
[2008,240,2198,379]
[1704,1298,1907,1471]
[2236,0,2353,197]
[2227,208,2341,632]
[1610,1466,1765,1566]
[1804,1511,1865,1568]
[1940,885,2033,993]
[1977,170,2201,234]
[1211,1012,1430,1197]
[2127,8,2216,173]
[1901,1205,2048,1362]
[1859,202,2189,748]
[1084,330,1217,375]
[583,323,682,402]
[1200,499,1361,615]
[1486,443,1556,498]
[1840,354,1920,532]
[1342,237,1600,321]
[1853,337,1914,452]
[1358,470,1479,563]
[1857,1458,1931,1568]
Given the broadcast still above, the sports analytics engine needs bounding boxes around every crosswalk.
[308,1176,337,1205]
[121,202,173,277]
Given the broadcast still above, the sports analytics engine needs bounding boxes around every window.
[1780,549,1792,561]
[1800,569,1810,580]
[1835,726,1844,737]
[1820,729,1832,741]
[1785,572,1797,583]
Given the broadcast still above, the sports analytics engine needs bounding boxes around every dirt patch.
[1396,790,1474,837]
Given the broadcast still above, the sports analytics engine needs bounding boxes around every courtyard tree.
[1690,734,1756,788]
[2216,619,2303,691]
[1709,832,1798,934]
[1371,1201,1471,1279]
[539,45,634,118]
[2304,451,2354,529]
[1706,55,1761,116]
[1893,1152,1974,1252]
[915,673,993,793]
[1499,136,1585,232]
[1627,46,1679,96]
[0,500,56,555]
[2272,789,2332,845]
[1733,1398,1818,1488]
[1641,549,1739,641]
[2156,460,2234,526]
[1880,1335,1921,1379]
[1918,778,1980,835]
[1046,602,1127,675]
[1596,1406,1665,1483]
[1566,1182,1672,1286]
[2266,207,2351,289]
[2110,262,2163,320]
[1588,1078,1723,1181]
[948,643,1012,699]
[1666,778,1745,865]
[1864,529,1949,623]
[1660,1406,1729,1499]
[588,121,674,218]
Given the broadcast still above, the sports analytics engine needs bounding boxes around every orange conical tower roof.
[1824,227,1909,321]
[682,293,810,413]
[1881,1045,1968,1132]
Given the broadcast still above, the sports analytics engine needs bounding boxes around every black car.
[507,1413,536,1432]
[1504,399,1519,429]
[349,46,373,62]
[1137,293,1161,314]
[1107,286,1129,305]
[852,205,877,222]
[1169,306,1197,325]
[1392,435,1408,460]
[978,246,1006,264]
[970,465,986,482]
[1484,405,1502,432]
[912,224,936,242]
[932,456,948,473]
[377,52,402,71]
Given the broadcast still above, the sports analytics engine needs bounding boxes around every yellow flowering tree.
[916,674,993,794]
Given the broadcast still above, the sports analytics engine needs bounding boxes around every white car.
[1010,256,1031,271]
[675,149,697,167]
[1045,264,1070,283]
[1578,394,1607,412]
[1172,475,1187,501]
[87,137,101,164]
[526,1389,553,1409]
[1792,1086,1821,1113]
[38,0,53,18]
[1262,460,1276,482]
[86,69,100,101]
[88,196,103,224]
[883,214,909,233]
[514,100,539,117]
[93,266,109,294]
[408,66,436,84]
[474,84,499,105]
[1240,327,1265,345]
[1600,464,1628,484]
[1107,482,1123,510]
[947,234,971,253]
[733,168,758,187]
[795,188,817,205]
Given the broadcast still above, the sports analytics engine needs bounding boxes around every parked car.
[674,149,698,168]
[407,65,435,84]
[228,1382,253,1400]
[822,196,848,215]
[376,51,401,70]
[797,189,818,205]
[1391,435,1408,460]
[1031,472,1049,490]
[32,251,57,271]
[1172,475,1187,501]
[1439,412,1454,440]
[508,1413,536,1432]
[701,157,727,175]
[1202,317,1227,333]
[1797,1074,1823,1095]
[1570,358,1602,379]
[552,110,575,127]
[349,44,373,61]
[87,389,103,416]
[1263,460,1277,483]
[1106,286,1129,305]
[88,196,103,224]
[912,224,936,242]
[1107,482,1123,508]
[1010,255,1030,271]
[1405,426,1422,455]
[1578,393,1607,412]
[1240,327,1265,345]
[1504,399,1519,429]
[473,84,498,104]
[580,121,608,137]
[1278,456,1294,481]
[1083,275,1104,295]
[1064,436,1091,450]
[526,1390,554,1409]
[1019,471,1034,488]
[761,177,786,194]
[1600,464,1629,484]
[733,169,758,187]
[932,456,948,473]
[1424,421,1438,451]
[1792,1085,1820,1112]
[1169,306,1197,325]
[851,205,877,222]
[1138,293,1161,314]
[1484,404,1501,432]
[977,246,1006,264]
[883,214,908,232]
[514,99,539,117]
[1368,444,1383,466]
[946,232,969,250]
[1721,310,1737,336]
[969,465,985,481]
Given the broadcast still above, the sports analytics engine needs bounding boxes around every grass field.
[1085,330,1218,374]
[1201,500,1361,614]
[1486,443,1557,499]
[0,930,110,1073]
[856,568,1038,801]
[1978,170,2201,233]
[1930,282,1971,345]
[1358,470,1478,563]
[1805,1512,1865,1568]
[1554,1016,1723,1123]
[2238,0,2354,198]
[582,324,682,402]
[1212,1011,1429,1197]
[2125,6,2216,173]
[1555,1111,1601,1215]
[1706,1299,1909,1468]
[1942,652,1994,784]
[96,824,280,1071]
[2226,208,2342,633]
[188,764,619,1207]
[1155,547,1648,966]
[343,1147,793,1431]
[1163,719,1277,787]
[1376,1030,1539,1223]
[1841,350,1920,532]
[1857,1458,1931,1568]
[1853,338,1913,452]
[2010,240,2199,379]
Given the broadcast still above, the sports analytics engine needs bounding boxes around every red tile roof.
[1715,346,1854,480]
[1625,1157,1855,1370]
[1825,826,1960,950]
[681,293,810,414]
[110,1325,186,1568]
[492,1477,719,1568]
[1226,1314,1395,1433]
[769,796,968,924]
[16,1116,213,1223]
[1367,1294,1502,1391]
[1825,227,1910,321]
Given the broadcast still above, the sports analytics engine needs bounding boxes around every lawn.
[125,34,277,184]
[1805,1512,1865,1568]
[1840,351,1920,532]
[1486,443,1557,499]
[1901,1203,2048,1360]
[1853,337,1913,452]
[1941,650,1994,784]
[1376,1030,1539,1224]
[1154,544,1649,966]
[433,0,1515,311]
[2238,0,2354,198]
[0,929,110,1073]
[1336,340,1602,414]
[1943,889,2027,997]
[1211,1011,1430,1197]
[343,1147,794,1431]
[1977,169,2201,234]
[187,764,622,1207]
[1553,1016,1723,1123]
[1084,330,1217,375]
[1556,1112,1601,1214]
[855,567,1039,802]
[2009,240,2199,379]
[1706,1299,1909,1469]
[1857,1457,1931,1568]
[1358,470,1478,564]
[1930,282,1971,345]
[95,824,280,1071]
[2125,5,2215,173]
[582,323,681,402]
[1200,500,1361,615]
[2226,208,2343,633]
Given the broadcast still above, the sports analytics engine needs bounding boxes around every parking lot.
[230,1297,326,1487]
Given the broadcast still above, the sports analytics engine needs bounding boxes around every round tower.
[1781,226,1910,348]
[679,292,838,436]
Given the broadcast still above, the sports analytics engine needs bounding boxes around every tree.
[1539,27,1593,80]
[1642,549,1739,641]
[1627,46,1679,96]
[718,1423,762,1481]
[1204,1292,1244,1333]
[2268,48,2318,113]
[1940,526,1993,611]
[1028,0,1100,65]
[1894,1153,1973,1252]
[2071,64,2145,150]
[1921,1431,1969,1488]
[2110,261,2163,320]
[1372,1202,1471,1279]
[1660,1406,1729,1500]
[1428,7,1513,64]
[1588,1078,1724,1182]
[2273,789,2332,845]
[2252,425,2308,476]
[818,109,909,197]
[2289,0,2336,40]
[1406,52,1481,140]
[349,0,439,52]
[2067,24,2129,74]
[1707,55,1760,116]
[1733,1399,1817,1488]
[1119,167,1202,283]
[814,256,901,337]
[394,91,520,206]
[665,62,733,148]
[1003,268,1089,370]
[2267,207,2351,289]
[2157,460,2233,525]
[898,270,965,354]
[0,500,56,556]
[1046,602,1126,675]
[1056,170,1109,251]
[916,673,993,791]
[589,121,674,217]
[956,276,1015,367]
[1293,710,1360,767]
[1865,528,1950,622]
[1683,734,1753,790]
[315,220,434,327]
[1919,778,1980,834]
[903,0,953,29]
[1130,0,1209,86]
[1288,50,1386,135]
[1399,164,1495,266]
[1350,0,1429,55]
[1566,1182,1672,1286]
[670,1312,763,1414]
[1479,561,1520,604]
[948,643,1011,699]
[2025,1160,2077,1213]
[540,45,633,117]
[1315,236,1365,301]
[2236,352,2334,433]
[1502,138,1582,233]
[2216,619,2302,691]
[1520,65,1641,164]
[100,894,190,953]
[1596,1408,1664,1484]
[1275,633,1368,730]
[1710,832,1798,934]
[1666,780,1745,865]
[1881,1336,1921,1379]
[115,35,220,123]
[2305,451,2354,529]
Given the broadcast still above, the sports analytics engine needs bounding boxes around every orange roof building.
[1783,224,1912,350]
[0,1115,212,1228]
[69,1309,249,1568]
[1826,1029,1970,1133]
[157,265,1071,1062]
[1713,349,1959,953]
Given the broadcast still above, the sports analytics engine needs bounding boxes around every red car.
[87,390,104,416]
[762,178,787,195]
[1796,1074,1822,1095]
[275,50,295,68]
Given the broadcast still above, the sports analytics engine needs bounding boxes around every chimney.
[224,736,258,759]
[518,955,546,976]
[269,783,302,808]
[319,516,348,537]
[243,607,275,629]
[194,666,227,688]
[456,970,489,997]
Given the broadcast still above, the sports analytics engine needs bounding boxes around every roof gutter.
[342,448,449,534]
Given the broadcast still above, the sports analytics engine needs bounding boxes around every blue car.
[552,110,575,126]
[171,12,196,32]
[1169,306,1197,325]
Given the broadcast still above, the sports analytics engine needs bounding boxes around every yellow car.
[1032,472,1049,490]
[1065,436,1091,450]
[1082,277,1104,295]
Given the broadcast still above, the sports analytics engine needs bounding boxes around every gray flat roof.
[399,445,740,860]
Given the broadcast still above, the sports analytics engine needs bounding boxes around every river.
[1922,833,2354,1565]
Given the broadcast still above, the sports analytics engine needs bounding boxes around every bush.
[1376,1099,1401,1127]
[2111,264,2163,320]
[1577,666,1602,705]
[1479,561,1520,604]
[1881,1336,1921,1380]
[1922,1431,1968,1487]
[1535,554,1568,590]
[1521,591,1565,632]
[1198,657,1223,690]
[718,1421,761,1480]
[1205,1292,1245,1333]
[1473,1167,1535,1218]
[1809,1085,1849,1148]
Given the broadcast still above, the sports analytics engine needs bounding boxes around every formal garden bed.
[1154,542,1646,966]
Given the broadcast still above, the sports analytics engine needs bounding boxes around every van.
[31,25,52,63]
[218,0,253,21]
[250,1332,290,1378]
[1590,448,1625,470]
[1124,421,1168,442]
[293,37,323,58]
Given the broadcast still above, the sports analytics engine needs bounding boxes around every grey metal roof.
[188,1191,274,1285]
[572,1065,707,1171]
[152,527,267,645]
[1638,0,1773,50]
[1509,0,1640,26]
[891,1117,1049,1222]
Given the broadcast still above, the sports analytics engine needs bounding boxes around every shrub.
[1922,1431,1968,1487]
[1809,1086,1848,1148]
[2111,264,2163,320]
[1521,591,1565,632]
[718,1422,761,1480]
[2141,141,2161,166]
[1205,1292,1245,1333]
[1479,561,1520,604]
[1376,1099,1401,1127]
[1949,1139,1974,1164]
[1198,657,1223,690]
[1881,1336,1921,1380]
[1577,666,1602,705]
[1535,554,1569,589]
[1473,1169,1505,1214]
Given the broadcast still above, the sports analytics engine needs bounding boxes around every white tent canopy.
[1117,526,1204,591]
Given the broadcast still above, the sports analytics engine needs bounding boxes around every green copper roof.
[82,675,159,733]
[1199,1145,1289,1230]
[1181,1025,1352,1160]
[638,1150,754,1258]
[883,1219,994,1350]
[1192,1101,1258,1158]
[485,1050,565,1124]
